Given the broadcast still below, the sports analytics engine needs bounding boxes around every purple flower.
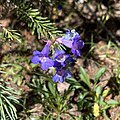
[54,49,69,67]
[53,61,62,69]
[61,29,80,47]
[31,42,54,70]
[52,69,71,82]
[71,34,84,57]
[57,29,84,57]
[65,56,75,65]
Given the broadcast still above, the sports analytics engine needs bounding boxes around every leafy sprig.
[1,27,23,43]
[14,1,62,39]
[0,83,20,120]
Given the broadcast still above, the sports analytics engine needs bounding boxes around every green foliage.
[0,0,62,42]
[79,67,90,87]
[67,67,120,119]
[94,67,106,85]
[0,63,27,86]
[12,0,62,39]
[26,9,61,39]
[0,82,20,120]
[1,28,23,43]
[28,75,70,115]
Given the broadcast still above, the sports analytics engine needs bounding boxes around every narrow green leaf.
[3,104,13,120]
[79,67,90,87]
[95,85,101,97]
[30,9,39,12]
[29,11,40,16]
[37,25,41,39]
[107,99,120,105]
[8,105,17,120]
[43,84,49,98]
[48,82,56,97]
[66,78,85,90]
[94,67,106,84]
[0,98,6,120]
[32,22,36,35]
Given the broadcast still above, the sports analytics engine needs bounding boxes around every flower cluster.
[31,30,84,82]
